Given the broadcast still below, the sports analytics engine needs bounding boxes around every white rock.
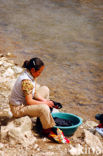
[42,152,54,156]
[43,137,47,142]
[48,145,53,150]
[84,129,103,154]
[0,58,12,67]
[0,57,7,61]
[0,61,3,65]
[1,116,36,147]
[0,143,4,149]
[3,68,14,77]
[0,109,13,118]
[11,116,33,133]
[12,66,23,74]
[8,60,14,64]
[0,151,4,156]
[34,144,39,150]
[7,52,12,56]
[6,78,16,89]
[69,144,84,155]
[3,62,13,67]
[85,121,98,128]
[37,148,40,151]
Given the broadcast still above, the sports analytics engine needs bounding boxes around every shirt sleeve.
[22,79,34,96]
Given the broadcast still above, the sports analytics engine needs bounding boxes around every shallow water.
[0,0,103,120]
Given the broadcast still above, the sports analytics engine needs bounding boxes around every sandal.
[48,128,70,144]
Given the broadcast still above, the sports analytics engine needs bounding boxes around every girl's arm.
[22,79,54,108]
[25,94,54,108]
[34,92,47,102]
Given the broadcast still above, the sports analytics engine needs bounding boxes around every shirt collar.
[24,69,34,81]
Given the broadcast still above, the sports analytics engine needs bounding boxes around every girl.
[9,57,69,143]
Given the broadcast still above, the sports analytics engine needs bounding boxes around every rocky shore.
[0,54,103,156]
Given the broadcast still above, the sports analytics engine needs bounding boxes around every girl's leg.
[36,85,50,100]
[10,104,55,129]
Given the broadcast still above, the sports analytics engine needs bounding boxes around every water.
[0,0,103,120]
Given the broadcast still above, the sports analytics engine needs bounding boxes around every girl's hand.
[46,100,54,108]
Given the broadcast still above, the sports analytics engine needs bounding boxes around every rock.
[39,152,54,156]
[6,78,16,89]
[0,143,4,149]
[7,52,12,56]
[0,61,3,65]
[84,129,103,155]
[80,120,98,135]
[85,120,98,128]
[3,67,14,77]
[0,57,13,68]
[12,66,23,74]
[1,116,36,147]
[0,109,13,118]
[43,137,47,142]
[37,147,40,151]
[48,145,53,150]
[34,144,39,150]
[3,62,13,68]
[80,120,98,129]
[68,144,84,155]
[0,151,4,156]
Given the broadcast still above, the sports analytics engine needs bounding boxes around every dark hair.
[22,57,44,71]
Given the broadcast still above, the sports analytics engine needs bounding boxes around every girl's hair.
[22,57,44,71]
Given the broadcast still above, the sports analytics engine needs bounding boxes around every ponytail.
[22,60,29,69]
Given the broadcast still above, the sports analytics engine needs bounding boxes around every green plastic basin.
[52,112,82,137]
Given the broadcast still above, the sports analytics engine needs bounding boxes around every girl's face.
[30,66,44,78]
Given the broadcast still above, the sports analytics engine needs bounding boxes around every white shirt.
[9,70,35,106]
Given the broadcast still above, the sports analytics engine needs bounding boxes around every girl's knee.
[40,86,49,94]
[40,104,50,113]
[37,86,50,99]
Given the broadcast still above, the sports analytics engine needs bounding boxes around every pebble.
[43,138,47,142]
[37,148,40,151]
[48,145,53,150]
[0,143,4,149]
[33,144,39,150]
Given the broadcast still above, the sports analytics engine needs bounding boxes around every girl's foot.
[48,128,70,144]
